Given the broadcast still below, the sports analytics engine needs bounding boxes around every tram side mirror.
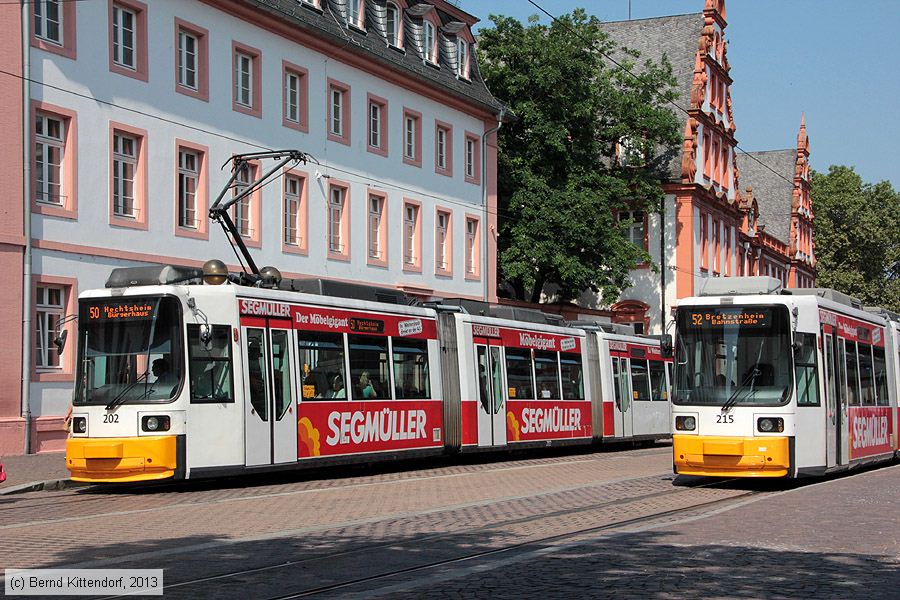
[661,334,673,358]
[791,340,803,354]
[53,329,68,355]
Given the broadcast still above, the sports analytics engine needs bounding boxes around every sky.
[458,0,900,189]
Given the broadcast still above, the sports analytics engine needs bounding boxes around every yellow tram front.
[66,287,189,483]
[671,295,796,478]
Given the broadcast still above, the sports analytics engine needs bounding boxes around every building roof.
[736,150,796,244]
[601,13,703,179]
[247,0,505,116]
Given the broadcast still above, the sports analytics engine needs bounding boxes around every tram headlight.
[757,417,784,433]
[675,416,696,431]
[72,417,87,434]
[142,415,171,432]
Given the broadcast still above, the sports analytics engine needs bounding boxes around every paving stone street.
[1,445,898,599]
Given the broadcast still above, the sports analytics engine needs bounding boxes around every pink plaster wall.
[0,4,24,445]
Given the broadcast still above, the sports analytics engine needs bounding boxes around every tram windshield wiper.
[105,370,151,411]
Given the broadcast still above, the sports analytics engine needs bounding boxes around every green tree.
[811,166,900,312]
[478,10,680,304]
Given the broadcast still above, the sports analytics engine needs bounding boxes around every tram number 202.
[716,414,734,424]
[103,413,120,423]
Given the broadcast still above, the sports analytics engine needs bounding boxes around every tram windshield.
[75,296,183,405]
[674,305,792,407]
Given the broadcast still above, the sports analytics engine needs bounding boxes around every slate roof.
[736,150,796,244]
[601,13,703,180]
[247,0,505,115]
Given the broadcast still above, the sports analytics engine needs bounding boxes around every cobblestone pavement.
[1,447,897,599]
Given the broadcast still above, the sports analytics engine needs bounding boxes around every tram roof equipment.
[787,287,864,310]
[697,276,784,297]
[105,265,203,288]
[276,278,418,306]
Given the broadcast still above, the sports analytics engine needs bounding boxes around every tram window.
[630,359,651,401]
[393,338,431,399]
[794,332,819,406]
[187,324,234,403]
[348,334,390,400]
[298,331,346,400]
[270,330,292,420]
[844,341,860,406]
[534,350,560,399]
[505,348,534,399]
[873,347,889,407]
[649,360,667,401]
[858,343,875,406]
[560,352,584,400]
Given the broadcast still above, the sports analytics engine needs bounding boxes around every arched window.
[423,20,436,63]
[385,3,400,47]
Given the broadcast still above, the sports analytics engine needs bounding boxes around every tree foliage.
[811,166,900,312]
[477,10,681,303]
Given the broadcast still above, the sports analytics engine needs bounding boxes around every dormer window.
[386,3,400,47]
[456,38,469,78]
[423,20,436,63]
[348,0,362,28]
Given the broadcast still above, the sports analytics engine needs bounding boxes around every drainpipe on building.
[21,0,33,454]
[481,109,505,303]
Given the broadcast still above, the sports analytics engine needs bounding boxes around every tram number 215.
[716,414,734,424]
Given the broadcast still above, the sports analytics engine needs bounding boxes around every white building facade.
[1,0,504,453]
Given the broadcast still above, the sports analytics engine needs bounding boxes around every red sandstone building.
[603,0,816,333]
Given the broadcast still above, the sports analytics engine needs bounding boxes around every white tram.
[672,277,899,478]
[65,264,673,483]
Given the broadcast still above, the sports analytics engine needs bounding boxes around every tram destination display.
[84,300,157,321]
[684,307,773,328]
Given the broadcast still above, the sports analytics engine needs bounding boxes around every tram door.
[612,357,633,438]
[475,343,506,446]
[243,320,298,467]
[823,330,838,468]
[837,338,850,464]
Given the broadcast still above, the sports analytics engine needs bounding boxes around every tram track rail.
[96,476,759,600]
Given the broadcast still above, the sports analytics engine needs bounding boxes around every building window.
[699,212,708,270]
[281,62,308,132]
[435,122,452,176]
[284,174,302,247]
[713,219,721,274]
[112,132,137,218]
[112,4,136,70]
[465,217,479,277]
[232,42,261,117]
[35,114,65,207]
[620,210,645,249]
[367,94,388,156]
[329,185,345,255]
[175,20,208,101]
[285,71,301,124]
[177,30,197,90]
[457,38,469,78]
[35,285,65,370]
[403,202,419,268]
[233,163,253,239]
[235,52,253,108]
[464,132,480,185]
[423,20,436,63]
[403,109,422,167]
[386,3,400,47]
[327,79,351,145]
[368,195,383,260]
[178,148,199,229]
[35,0,62,45]
[436,210,451,273]
[348,0,363,28]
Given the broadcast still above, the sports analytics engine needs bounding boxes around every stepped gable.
[736,150,796,245]
[601,13,704,180]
